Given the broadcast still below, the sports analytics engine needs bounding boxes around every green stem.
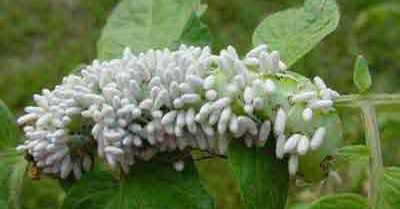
[360,104,384,209]
[335,93,400,107]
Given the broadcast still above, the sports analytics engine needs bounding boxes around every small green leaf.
[381,167,400,209]
[227,139,289,209]
[353,55,372,93]
[308,193,369,209]
[252,0,340,67]
[97,0,201,60]
[62,158,215,209]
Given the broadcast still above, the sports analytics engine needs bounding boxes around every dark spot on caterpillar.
[24,153,34,162]
[29,165,41,180]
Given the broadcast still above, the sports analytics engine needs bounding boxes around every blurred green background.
[1,0,400,209]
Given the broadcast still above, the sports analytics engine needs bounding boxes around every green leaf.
[337,145,369,163]
[0,152,17,209]
[0,100,21,149]
[289,203,309,209]
[353,55,372,93]
[227,139,289,209]
[335,145,369,174]
[308,193,369,209]
[0,155,63,209]
[8,157,27,209]
[0,151,25,209]
[0,100,26,209]
[381,167,400,209]
[97,0,201,60]
[20,176,64,209]
[194,153,242,209]
[62,158,215,209]
[252,0,340,67]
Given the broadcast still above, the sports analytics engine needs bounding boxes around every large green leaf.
[381,167,400,209]
[97,0,201,59]
[227,139,289,209]
[252,0,340,67]
[62,158,215,209]
[308,193,369,209]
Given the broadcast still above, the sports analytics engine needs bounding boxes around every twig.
[335,93,400,108]
[194,155,227,161]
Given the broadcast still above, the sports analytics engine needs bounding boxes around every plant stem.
[335,93,400,107]
[360,104,384,209]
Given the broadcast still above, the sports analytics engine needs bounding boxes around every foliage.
[381,167,400,209]
[0,152,21,209]
[173,12,210,48]
[253,0,340,67]
[308,193,369,209]
[336,145,369,164]
[0,100,22,209]
[228,140,288,209]
[62,159,214,209]
[0,100,21,148]
[97,0,202,59]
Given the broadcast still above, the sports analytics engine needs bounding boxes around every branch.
[335,94,400,107]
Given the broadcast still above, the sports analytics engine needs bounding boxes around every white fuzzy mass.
[17,44,339,179]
